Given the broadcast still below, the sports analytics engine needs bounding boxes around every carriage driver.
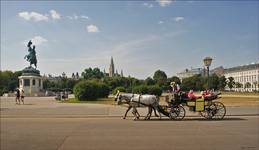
[169,82,181,101]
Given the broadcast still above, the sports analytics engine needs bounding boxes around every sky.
[1,0,259,79]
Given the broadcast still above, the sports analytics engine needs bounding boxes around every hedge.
[132,85,162,96]
[73,80,109,100]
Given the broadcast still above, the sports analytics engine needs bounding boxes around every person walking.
[20,89,25,104]
[15,88,20,104]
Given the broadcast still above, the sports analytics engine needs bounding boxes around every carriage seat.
[187,90,202,101]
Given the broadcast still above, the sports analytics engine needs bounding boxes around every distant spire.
[62,72,66,78]
[109,56,115,77]
[111,56,114,66]
[121,70,123,77]
[116,69,118,76]
[76,72,79,79]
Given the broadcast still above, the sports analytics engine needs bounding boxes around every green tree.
[153,70,167,82]
[227,77,235,91]
[153,70,167,90]
[0,70,22,95]
[167,76,181,85]
[209,73,219,90]
[235,82,243,90]
[81,67,104,79]
[103,76,132,90]
[145,77,155,85]
[244,82,251,91]
[253,81,258,91]
[218,76,227,90]
[181,75,207,91]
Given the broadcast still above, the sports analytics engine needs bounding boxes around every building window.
[33,79,35,85]
[24,79,30,86]
[39,79,41,87]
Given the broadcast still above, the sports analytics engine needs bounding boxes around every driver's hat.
[170,82,175,85]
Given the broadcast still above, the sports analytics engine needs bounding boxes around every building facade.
[177,68,204,81]
[224,62,259,92]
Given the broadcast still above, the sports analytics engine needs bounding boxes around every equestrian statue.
[24,40,37,68]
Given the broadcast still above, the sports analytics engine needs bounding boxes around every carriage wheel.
[212,102,226,120]
[201,102,226,120]
[169,105,185,120]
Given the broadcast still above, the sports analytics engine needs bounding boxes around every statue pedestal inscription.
[19,67,43,96]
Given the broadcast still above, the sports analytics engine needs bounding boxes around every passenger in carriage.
[187,90,202,100]
[202,89,217,100]
[202,89,214,97]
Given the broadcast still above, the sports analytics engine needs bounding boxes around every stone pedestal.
[18,66,43,96]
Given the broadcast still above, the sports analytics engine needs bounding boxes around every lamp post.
[203,57,213,89]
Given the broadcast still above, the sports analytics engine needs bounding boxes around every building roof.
[224,62,259,73]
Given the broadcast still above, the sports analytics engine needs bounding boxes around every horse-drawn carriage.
[115,91,226,120]
[158,92,226,120]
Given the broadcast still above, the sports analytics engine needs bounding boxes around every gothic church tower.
[109,57,115,77]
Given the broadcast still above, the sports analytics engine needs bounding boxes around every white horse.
[115,92,161,120]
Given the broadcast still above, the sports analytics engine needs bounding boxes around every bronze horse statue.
[24,40,37,68]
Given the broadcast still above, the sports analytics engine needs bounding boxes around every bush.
[0,89,3,96]
[132,85,162,96]
[112,86,126,95]
[73,80,109,101]
[147,85,162,96]
[133,85,148,94]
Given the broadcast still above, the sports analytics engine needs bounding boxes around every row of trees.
[0,71,22,95]
[2,67,255,99]
[225,77,258,91]
[43,78,78,92]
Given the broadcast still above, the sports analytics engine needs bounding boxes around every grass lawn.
[217,97,259,107]
[221,91,259,96]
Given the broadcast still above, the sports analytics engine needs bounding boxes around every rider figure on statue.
[24,40,37,68]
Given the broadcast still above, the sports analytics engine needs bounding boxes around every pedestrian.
[20,88,25,104]
[15,88,20,104]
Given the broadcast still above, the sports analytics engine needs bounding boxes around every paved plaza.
[1,97,259,150]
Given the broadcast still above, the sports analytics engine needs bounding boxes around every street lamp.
[203,57,213,89]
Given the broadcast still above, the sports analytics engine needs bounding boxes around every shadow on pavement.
[134,117,247,121]
[13,103,34,105]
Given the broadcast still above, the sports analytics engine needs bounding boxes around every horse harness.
[131,94,149,107]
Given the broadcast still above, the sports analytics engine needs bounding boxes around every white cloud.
[66,16,73,20]
[156,0,173,7]
[49,10,61,20]
[81,15,89,20]
[23,36,48,46]
[158,21,164,24]
[67,15,89,20]
[74,14,79,20]
[87,24,99,33]
[18,11,48,22]
[143,3,154,8]
[174,16,184,22]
